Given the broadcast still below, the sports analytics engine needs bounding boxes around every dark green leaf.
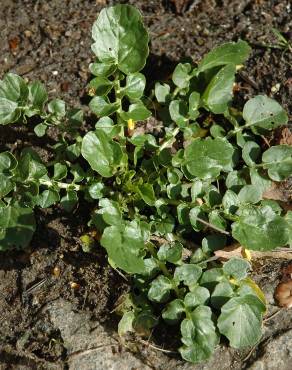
[169,100,188,127]
[89,62,116,77]
[242,141,261,167]
[138,183,155,206]
[238,185,262,204]
[121,102,151,121]
[88,77,113,96]
[60,191,78,212]
[157,242,183,264]
[184,286,210,309]
[28,81,48,110]
[174,264,202,286]
[37,189,60,208]
[122,73,146,99]
[211,282,234,309]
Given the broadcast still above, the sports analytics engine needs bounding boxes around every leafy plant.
[0,3,291,363]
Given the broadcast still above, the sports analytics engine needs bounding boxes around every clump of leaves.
[0,4,291,363]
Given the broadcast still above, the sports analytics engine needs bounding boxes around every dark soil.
[0,0,291,369]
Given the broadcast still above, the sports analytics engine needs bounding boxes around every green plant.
[0,4,291,363]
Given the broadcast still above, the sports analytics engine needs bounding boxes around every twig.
[195,216,230,235]
[68,344,119,359]
[242,343,259,363]
[264,308,283,323]
[139,339,177,354]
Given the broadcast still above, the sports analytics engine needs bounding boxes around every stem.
[159,127,180,152]
[39,179,82,191]
[195,216,230,235]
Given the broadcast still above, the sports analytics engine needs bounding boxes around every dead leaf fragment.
[275,281,292,308]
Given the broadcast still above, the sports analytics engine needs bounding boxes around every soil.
[0,0,291,369]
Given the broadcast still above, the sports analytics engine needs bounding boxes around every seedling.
[0,4,291,363]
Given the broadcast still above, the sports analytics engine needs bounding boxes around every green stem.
[159,127,180,152]
[39,179,83,191]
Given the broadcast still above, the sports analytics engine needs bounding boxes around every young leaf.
[242,141,261,167]
[174,264,202,286]
[81,130,124,177]
[148,275,173,303]
[242,95,288,134]
[197,40,251,73]
[138,183,156,206]
[101,221,147,274]
[122,73,146,99]
[202,64,236,114]
[223,257,251,280]
[157,242,183,264]
[184,137,234,179]
[48,99,66,117]
[172,63,191,89]
[28,81,48,110]
[91,4,149,74]
[89,96,119,117]
[232,206,289,250]
[184,286,210,309]
[188,92,200,120]
[218,295,265,348]
[162,299,185,324]
[155,82,170,103]
[262,145,292,181]
[179,306,219,363]
[169,100,188,127]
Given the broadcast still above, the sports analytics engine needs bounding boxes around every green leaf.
[0,73,28,102]
[232,206,289,250]
[172,63,191,89]
[96,198,122,226]
[189,206,207,231]
[53,163,67,180]
[218,295,265,348]
[28,81,48,110]
[37,189,60,208]
[209,210,227,230]
[60,191,78,212]
[262,145,292,181]
[148,275,173,303]
[34,123,47,137]
[88,77,113,96]
[211,282,234,309]
[250,168,271,194]
[0,204,35,250]
[162,299,185,324]
[88,182,104,200]
[154,82,170,103]
[89,62,116,77]
[138,183,155,206]
[118,311,135,336]
[48,99,66,117]
[197,40,251,73]
[81,130,124,177]
[202,64,236,114]
[121,102,151,121]
[184,286,210,309]
[242,95,288,135]
[202,234,227,253]
[200,268,227,290]
[226,170,248,192]
[122,73,146,99]
[223,257,251,280]
[89,96,119,117]
[174,264,202,286]
[179,306,218,363]
[101,221,147,274]
[91,4,149,74]
[222,190,239,214]
[242,141,261,167]
[157,242,183,264]
[0,98,19,125]
[184,137,234,179]
[188,92,200,120]
[238,185,262,204]
[169,100,188,127]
